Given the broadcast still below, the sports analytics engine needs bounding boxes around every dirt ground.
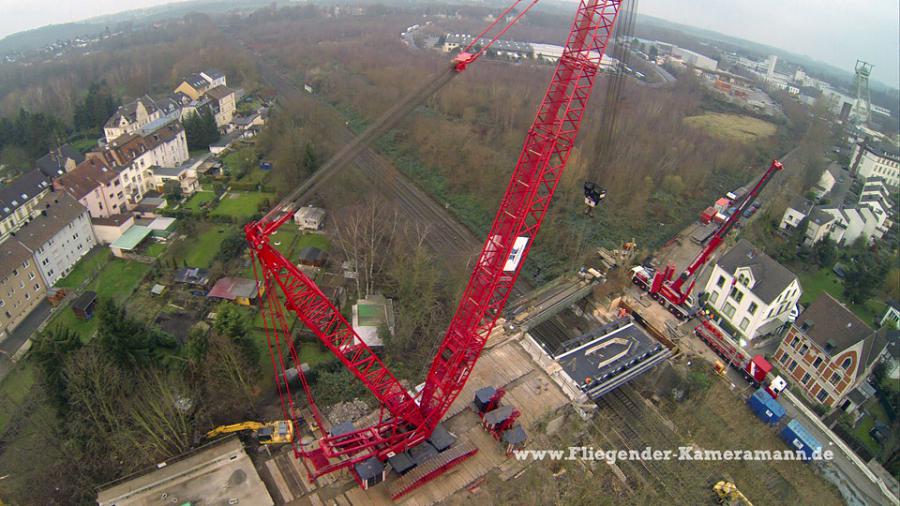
[452,361,844,506]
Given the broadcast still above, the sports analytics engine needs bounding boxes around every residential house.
[35,145,85,178]
[200,69,227,88]
[812,162,841,199]
[151,157,203,195]
[103,96,162,143]
[109,225,152,258]
[0,169,52,241]
[91,213,134,244]
[57,122,187,220]
[704,240,801,341]
[773,294,889,409]
[207,277,262,306]
[851,142,899,188]
[879,300,900,330]
[205,85,236,127]
[781,201,888,246]
[12,193,95,287]
[55,157,125,218]
[803,208,837,245]
[293,206,326,230]
[0,240,47,339]
[174,74,212,101]
[779,197,813,232]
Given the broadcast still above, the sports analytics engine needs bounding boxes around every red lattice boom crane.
[245,0,623,486]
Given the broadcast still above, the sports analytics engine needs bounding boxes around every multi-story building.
[58,123,189,216]
[55,157,124,218]
[0,169,52,242]
[174,70,227,101]
[0,239,47,339]
[13,193,96,287]
[205,85,237,127]
[851,142,899,188]
[103,96,163,143]
[703,240,801,341]
[773,294,888,408]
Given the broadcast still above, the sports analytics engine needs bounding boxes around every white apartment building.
[852,142,899,188]
[14,193,96,287]
[704,240,801,341]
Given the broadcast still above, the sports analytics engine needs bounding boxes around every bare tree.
[330,198,400,300]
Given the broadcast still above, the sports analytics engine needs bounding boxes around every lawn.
[54,248,111,289]
[184,191,217,213]
[683,112,777,144]
[211,192,273,219]
[295,233,330,252]
[69,137,99,153]
[0,361,35,433]
[181,224,236,268]
[44,259,152,341]
[144,241,167,258]
[851,400,889,457]
[270,227,301,258]
[797,267,884,324]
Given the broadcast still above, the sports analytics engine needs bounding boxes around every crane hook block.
[583,181,607,208]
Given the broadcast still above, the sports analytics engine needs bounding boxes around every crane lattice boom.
[246,0,623,480]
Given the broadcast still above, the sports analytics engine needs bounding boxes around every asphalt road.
[0,299,51,381]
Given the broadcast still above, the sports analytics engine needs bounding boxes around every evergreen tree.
[31,326,82,413]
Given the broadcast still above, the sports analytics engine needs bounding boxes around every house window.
[780,353,789,365]
[709,291,719,304]
[28,272,34,280]
[739,318,750,331]
[716,276,726,288]
[830,371,841,385]
[816,390,828,402]
[723,303,736,318]
[799,344,808,355]
[813,357,823,368]
[801,372,811,385]
[0,299,4,308]
[789,359,798,372]
[841,357,852,370]
[730,288,744,303]
[790,336,800,348]
[748,302,758,315]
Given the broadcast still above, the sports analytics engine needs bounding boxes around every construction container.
[714,197,730,212]
[700,206,717,224]
[747,388,785,425]
[713,212,727,225]
[780,419,822,460]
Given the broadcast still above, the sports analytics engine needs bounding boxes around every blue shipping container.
[747,388,786,425]
[780,419,823,460]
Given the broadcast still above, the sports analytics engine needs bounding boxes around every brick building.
[773,294,887,408]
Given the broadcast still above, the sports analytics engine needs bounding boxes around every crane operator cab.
[583,181,607,216]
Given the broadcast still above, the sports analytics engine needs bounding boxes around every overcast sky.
[636,0,900,88]
[0,0,898,87]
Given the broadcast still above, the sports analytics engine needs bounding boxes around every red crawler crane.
[631,160,784,319]
[245,0,623,486]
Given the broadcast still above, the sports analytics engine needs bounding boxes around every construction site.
[80,2,895,506]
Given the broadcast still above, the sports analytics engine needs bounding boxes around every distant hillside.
[0,22,105,54]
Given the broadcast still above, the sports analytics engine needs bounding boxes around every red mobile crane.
[245,0,624,488]
[631,160,784,319]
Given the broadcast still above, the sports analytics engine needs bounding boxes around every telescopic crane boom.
[632,160,784,319]
[246,0,623,486]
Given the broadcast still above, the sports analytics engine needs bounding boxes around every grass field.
[144,242,167,258]
[269,227,301,258]
[54,248,111,289]
[0,361,35,433]
[684,112,777,144]
[211,192,273,219]
[797,267,884,324]
[184,191,216,213]
[181,224,235,268]
[295,233,330,251]
[45,259,152,341]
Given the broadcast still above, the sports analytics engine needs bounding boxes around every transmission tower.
[853,59,873,124]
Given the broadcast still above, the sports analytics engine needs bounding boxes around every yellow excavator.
[713,480,753,506]
[205,420,294,445]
